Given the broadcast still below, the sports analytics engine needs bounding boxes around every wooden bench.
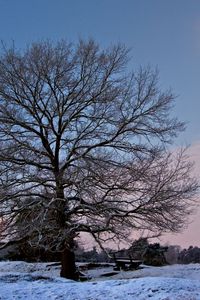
[112,253,142,271]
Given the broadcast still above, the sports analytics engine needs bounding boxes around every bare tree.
[0,40,197,279]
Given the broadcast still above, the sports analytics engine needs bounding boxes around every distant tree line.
[1,236,200,266]
[177,246,200,264]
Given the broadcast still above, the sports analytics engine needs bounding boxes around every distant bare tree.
[0,40,197,279]
[165,245,181,264]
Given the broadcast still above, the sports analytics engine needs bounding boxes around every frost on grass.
[0,262,200,299]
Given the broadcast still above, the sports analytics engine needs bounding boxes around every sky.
[0,0,200,248]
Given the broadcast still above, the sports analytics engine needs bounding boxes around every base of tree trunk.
[60,248,78,280]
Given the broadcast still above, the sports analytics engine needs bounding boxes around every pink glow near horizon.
[81,143,200,250]
[160,143,200,248]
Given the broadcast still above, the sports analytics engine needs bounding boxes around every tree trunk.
[60,247,78,280]
[55,175,78,280]
[55,175,66,227]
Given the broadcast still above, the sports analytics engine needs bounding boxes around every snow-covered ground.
[0,261,200,299]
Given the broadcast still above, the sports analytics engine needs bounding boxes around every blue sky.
[0,0,199,145]
[0,0,200,247]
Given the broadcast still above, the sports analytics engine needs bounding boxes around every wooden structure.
[112,253,142,271]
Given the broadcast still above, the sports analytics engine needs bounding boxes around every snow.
[0,261,200,299]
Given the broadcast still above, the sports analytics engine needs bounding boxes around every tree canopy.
[0,40,197,278]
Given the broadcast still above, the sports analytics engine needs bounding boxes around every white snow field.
[0,261,200,299]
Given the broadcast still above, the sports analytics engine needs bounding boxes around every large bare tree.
[0,40,197,279]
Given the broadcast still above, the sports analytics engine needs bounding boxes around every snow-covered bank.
[0,261,200,299]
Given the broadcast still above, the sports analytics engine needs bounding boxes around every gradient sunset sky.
[0,0,200,248]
